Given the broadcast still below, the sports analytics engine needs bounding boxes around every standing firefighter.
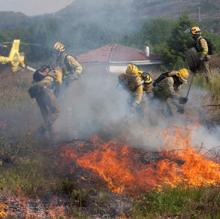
[153,68,189,116]
[28,65,63,137]
[119,64,153,112]
[190,26,211,82]
[53,41,83,85]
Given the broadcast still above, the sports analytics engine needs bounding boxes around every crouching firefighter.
[53,41,83,86]
[118,64,153,113]
[28,65,63,137]
[153,68,189,116]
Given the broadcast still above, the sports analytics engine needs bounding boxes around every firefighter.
[153,68,189,116]
[190,26,211,82]
[53,41,83,85]
[28,65,62,137]
[119,64,153,112]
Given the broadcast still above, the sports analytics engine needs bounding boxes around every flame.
[61,126,220,195]
[0,203,8,218]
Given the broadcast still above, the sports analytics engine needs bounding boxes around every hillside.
[1,0,220,34]
[46,0,217,54]
[135,0,220,33]
[134,0,220,19]
[0,12,28,29]
[59,0,220,21]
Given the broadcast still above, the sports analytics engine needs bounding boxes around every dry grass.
[193,70,220,124]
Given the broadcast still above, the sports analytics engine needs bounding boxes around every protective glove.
[179,97,188,105]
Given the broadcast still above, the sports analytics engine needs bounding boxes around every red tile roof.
[77,44,160,63]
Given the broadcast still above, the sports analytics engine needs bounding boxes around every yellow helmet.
[53,41,65,52]
[126,64,139,76]
[191,26,201,35]
[142,72,153,84]
[176,68,189,83]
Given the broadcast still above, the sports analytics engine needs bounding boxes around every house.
[77,44,162,74]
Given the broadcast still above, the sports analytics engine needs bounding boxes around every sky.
[0,0,73,16]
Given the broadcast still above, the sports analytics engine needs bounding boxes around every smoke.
[1,67,219,155]
[54,0,140,54]
[54,71,130,141]
[186,87,220,151]
[0,69,42,140]
[50,0,220,151]
[192,126,220,149]
[54,72,220,153]
[1,0,219,153]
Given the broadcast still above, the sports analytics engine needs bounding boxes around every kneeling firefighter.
[28,65,63,136]
[119,64,153,112]
[153,68,189,116]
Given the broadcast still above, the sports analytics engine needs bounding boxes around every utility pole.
[198,6,201,22]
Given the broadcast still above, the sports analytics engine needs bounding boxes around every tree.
[121,18,174,52]
[163,15,194,69]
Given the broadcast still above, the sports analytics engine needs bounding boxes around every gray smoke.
[34,0,220,154]
[54,72,129,141]
[192,126,220,149]
[186,87,220,152]
[53,0,140,54]
[53,71,220,155]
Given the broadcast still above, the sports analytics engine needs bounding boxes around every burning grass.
[57,126,220,218]
[60,126,220,196]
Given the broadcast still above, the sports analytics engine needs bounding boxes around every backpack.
[196,37,213,55]
[153,72,169,87]
[205,38,213,55]
[33,65,53,82]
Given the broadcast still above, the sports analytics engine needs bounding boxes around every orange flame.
[61,126,220,195]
